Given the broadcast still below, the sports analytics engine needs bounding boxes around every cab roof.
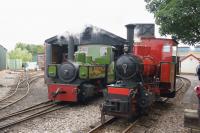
[45,26,126,47]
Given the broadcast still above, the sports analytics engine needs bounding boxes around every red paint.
[149,87,160,95]
[133,37,177,95]
[48,84,78,102]
[194,85,200,98]
[108,87,130,96]
[134,38,174,82]
[160,63,171,82]
[142,56,156,76]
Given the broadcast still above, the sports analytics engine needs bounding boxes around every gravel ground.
[0,75,197,133]
[7,98,103,133]
[1,75,104,133]
[83,77,194,133]
[182,75,200,109]
[0,70,19,99]
[145,76,192,133]
[0,71,46,116]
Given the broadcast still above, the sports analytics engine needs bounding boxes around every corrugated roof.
[0,44,7,51]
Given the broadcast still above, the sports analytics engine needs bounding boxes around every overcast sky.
[0,0,159,51]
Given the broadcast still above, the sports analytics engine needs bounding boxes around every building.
[180,54,200,74]
[178,46,200,59]
[177,46,200,74]
[37,53,44,70]
[0,45,7,70]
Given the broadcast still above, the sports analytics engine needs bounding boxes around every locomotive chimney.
[125,24,136,52]
[68,36,75,61]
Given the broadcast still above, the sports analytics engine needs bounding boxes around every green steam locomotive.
[45,26,126,102]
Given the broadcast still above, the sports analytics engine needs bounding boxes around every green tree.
[8,48,32,62]
[16,42,27,50]
[16,42,44,54]
[145,0,200,45]
[37,45,44,54]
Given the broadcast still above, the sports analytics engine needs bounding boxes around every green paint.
[48,65,57,77]
[107,62,115,83]
[75,52,86,63]
[86,56,92,64]
[88,66,105,79]
[77,44,112,64]
[77,44,114,80]
[79,66,88,79]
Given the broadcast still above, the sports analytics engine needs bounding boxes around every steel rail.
[0,71,35,102]
[0,73,43,111]
[0,100,52,121]
[122,76,191,133]
[162,76,190,102]
[87,117,117,133]
[122,119,139,133]
[0,80,21,102]
[88,76,190,133]
[0,73,24,102]
[0,104,67,130]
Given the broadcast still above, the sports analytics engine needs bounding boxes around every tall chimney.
[68,36,75,61]
[125,24,136,52]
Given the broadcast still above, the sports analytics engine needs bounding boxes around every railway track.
[0,100,67,130]
[0,71,43,111]
[87,77,190,133]
[161,77,186,102]
[87,117,117,133]
[0,71,67,130]
[0,72,24,102]
[121,77,191,133]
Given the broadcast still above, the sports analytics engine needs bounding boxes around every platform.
[182,75,199,107]
[182,75,200,132]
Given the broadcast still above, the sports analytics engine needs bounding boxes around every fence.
[7,59,22,70]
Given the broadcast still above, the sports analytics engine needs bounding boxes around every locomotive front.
[46,44,115,102]
[48,61,79,83]
[101,53,155,120]
[116,54,143,80]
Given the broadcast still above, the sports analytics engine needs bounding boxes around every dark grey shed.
[0,44,7,70]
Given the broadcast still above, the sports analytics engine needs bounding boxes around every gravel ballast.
[1,74,197,133]
[2,76,103,133]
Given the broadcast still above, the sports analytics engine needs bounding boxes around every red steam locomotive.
[101,24,178,121]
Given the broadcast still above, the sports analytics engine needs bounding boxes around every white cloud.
[0,0,156,51]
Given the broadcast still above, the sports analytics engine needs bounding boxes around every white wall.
[181,56,199,74]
